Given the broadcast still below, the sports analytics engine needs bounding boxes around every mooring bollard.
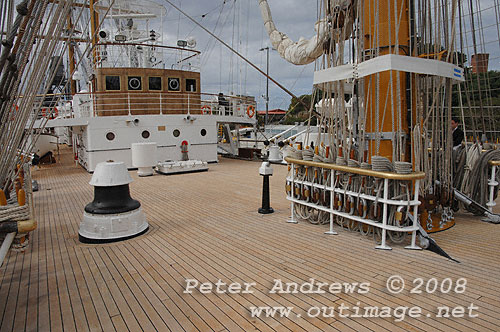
[78,161,149,243]
[258,161,274,214]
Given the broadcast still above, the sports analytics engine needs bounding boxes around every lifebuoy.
[41,107,59,119]
[201,105,212,115]
[246,105,255,118]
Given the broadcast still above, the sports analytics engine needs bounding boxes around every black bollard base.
[258,207,274,214]
[258,172,274,214]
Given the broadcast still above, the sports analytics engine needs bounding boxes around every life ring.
[246,105,255,118]
[41,107,59,119]
[201,105,212,115]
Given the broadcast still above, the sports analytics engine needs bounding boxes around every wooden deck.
[2,147,500,331]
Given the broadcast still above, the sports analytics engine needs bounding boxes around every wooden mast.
[67,15,77,95]
[89,0,98,92]
[363,0,411,162]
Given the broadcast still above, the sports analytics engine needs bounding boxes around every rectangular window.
[186,78,197,92]
[105,76,120,90]
[149,77,162,90]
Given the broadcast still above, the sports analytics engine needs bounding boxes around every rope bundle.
[285,146,302,160]
[0,205,30,222]
[394,161,412,174]
[360,162,372,170]
[347,159,360,168]
[302,148,314,161]
[313,154,324,162]
[335,156,347,166]
[371,156,394,172]
[465,149,500,207]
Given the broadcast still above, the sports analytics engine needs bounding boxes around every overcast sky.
[159,0,319,111]
[92,0,500,112]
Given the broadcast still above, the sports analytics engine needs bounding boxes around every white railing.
[28,91,257,121]
[94,43,201,71]
[64,91,255,119]
[286,157,425,250]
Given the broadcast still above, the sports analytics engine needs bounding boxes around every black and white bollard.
[258,161,274,214]
[78,161,149,243]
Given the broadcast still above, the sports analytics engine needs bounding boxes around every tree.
[281,94,313,125]
[452,70,500,107]
[288,94,312,114]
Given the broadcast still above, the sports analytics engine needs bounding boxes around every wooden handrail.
[285,157,426,180]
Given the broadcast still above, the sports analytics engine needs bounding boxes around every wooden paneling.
[95,68,201,116]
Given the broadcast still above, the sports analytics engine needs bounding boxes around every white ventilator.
[131,142,157,176]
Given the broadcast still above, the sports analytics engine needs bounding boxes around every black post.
[258,173,274,214]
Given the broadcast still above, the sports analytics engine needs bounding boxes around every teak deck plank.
[96,248,158,332]
[2,147,500,332]
[154,210,436,332]
[0,253,21,332]
[119,244,220,332]
[142,232,313,332]
[134,185,465,332]
[126,240,229,332]
[12,252,32,332]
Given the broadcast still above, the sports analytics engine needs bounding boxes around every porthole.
[200,129,207,136]
[168,78,180,91]
[128,76,142,90]
[106,132,115,141]
[141,130,150,139]
[173,129,180,137]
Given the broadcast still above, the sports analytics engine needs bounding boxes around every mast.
[363,0,410,162]
[89,0,98,92]
[67,15,77,95]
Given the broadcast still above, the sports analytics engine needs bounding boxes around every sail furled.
[258,0,329,65]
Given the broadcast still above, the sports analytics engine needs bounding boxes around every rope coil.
[371,156,394,172]
[394,161,412,174]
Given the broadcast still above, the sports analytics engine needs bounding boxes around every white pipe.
[269,124,298,142]
[105,13,157,19]
[283,129,309,144]
[0,232,16,268]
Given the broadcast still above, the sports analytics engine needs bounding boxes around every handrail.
[488,160,500,166]
[97,42,201,55]
[285,157,426,180]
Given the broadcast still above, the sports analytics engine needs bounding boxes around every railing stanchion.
[376,178,392,250]
[406,179,422,250]
[287,163,297,223]
[325,169,337,235]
